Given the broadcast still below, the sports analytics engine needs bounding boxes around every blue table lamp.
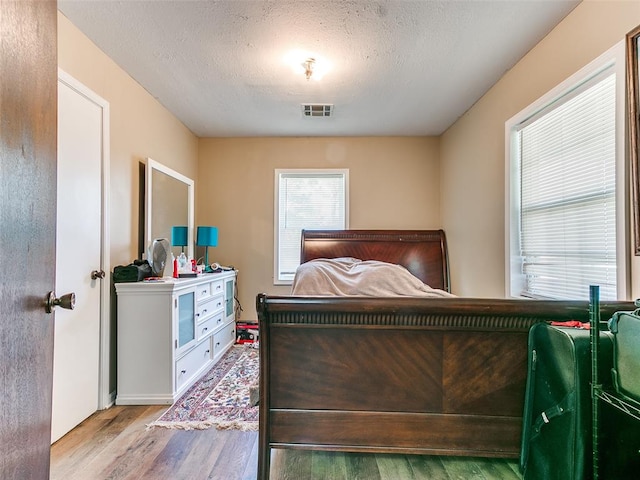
[171,226,188,253]
[196,226,218,272]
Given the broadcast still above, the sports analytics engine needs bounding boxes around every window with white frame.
[274,169,349,284]
[506,43,627,301]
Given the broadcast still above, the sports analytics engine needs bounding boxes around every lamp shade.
[171,226,188,247]
[196,226,218,247]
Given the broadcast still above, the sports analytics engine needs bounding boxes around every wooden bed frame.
[256,229,632,479]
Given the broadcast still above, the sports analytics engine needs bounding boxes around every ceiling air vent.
[302,104,333,117]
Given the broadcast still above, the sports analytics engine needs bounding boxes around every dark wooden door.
[0,0,58,478]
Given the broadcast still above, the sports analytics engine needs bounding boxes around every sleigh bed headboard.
[300,229,450,292]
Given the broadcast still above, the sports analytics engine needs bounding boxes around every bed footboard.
[256,295,633,479]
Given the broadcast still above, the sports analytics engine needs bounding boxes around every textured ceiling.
[58,0,580,138]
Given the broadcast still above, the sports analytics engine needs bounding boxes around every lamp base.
[202,247,213,273]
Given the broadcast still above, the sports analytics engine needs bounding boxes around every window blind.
[517,70,616,300]
[277,171,346,281]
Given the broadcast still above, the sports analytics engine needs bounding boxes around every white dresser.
[115,270,237,405]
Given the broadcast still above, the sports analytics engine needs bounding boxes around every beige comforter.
[291,257,455,297]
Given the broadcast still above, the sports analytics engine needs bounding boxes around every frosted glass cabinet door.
[224,277,234,321]
[177,290,195,351]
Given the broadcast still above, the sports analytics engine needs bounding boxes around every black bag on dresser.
[521,323,640,480]
[113,260,152,283]
[608,310,640,403]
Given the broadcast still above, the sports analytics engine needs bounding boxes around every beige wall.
[58,12,198,393]
[198,137,441,320]
[441,0,640,298]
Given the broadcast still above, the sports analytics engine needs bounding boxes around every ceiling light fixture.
[303,58,315,80]
[284,50,330,81]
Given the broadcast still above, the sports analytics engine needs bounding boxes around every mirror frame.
[144,157,195,260]
[628,25,640,254]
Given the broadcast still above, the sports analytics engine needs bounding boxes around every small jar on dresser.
[114,270,237,405]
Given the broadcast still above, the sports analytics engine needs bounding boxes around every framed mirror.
[143,158,194,261]
[628,25,640,254]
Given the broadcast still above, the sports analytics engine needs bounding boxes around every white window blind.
[275,170,348,283]
[516,69,616,300]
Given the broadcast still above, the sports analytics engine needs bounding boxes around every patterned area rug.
[146,345,259,431]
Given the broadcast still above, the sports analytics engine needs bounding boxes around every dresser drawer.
[197,313,222,340]
[175,338,212,392]
[196,294,223,322]
[213,321,236,360]
[210,293,225,315]
[194,282,211,302]
[210,279,224,297]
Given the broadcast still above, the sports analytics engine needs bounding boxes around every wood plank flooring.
[50,405,523,480]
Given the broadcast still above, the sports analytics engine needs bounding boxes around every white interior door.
[51,74,107,443]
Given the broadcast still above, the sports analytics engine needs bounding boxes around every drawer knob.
[180,369,186,375]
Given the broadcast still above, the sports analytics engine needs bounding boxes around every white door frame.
[58,69,112,409]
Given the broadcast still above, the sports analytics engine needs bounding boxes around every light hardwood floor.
[50,405,523,480]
